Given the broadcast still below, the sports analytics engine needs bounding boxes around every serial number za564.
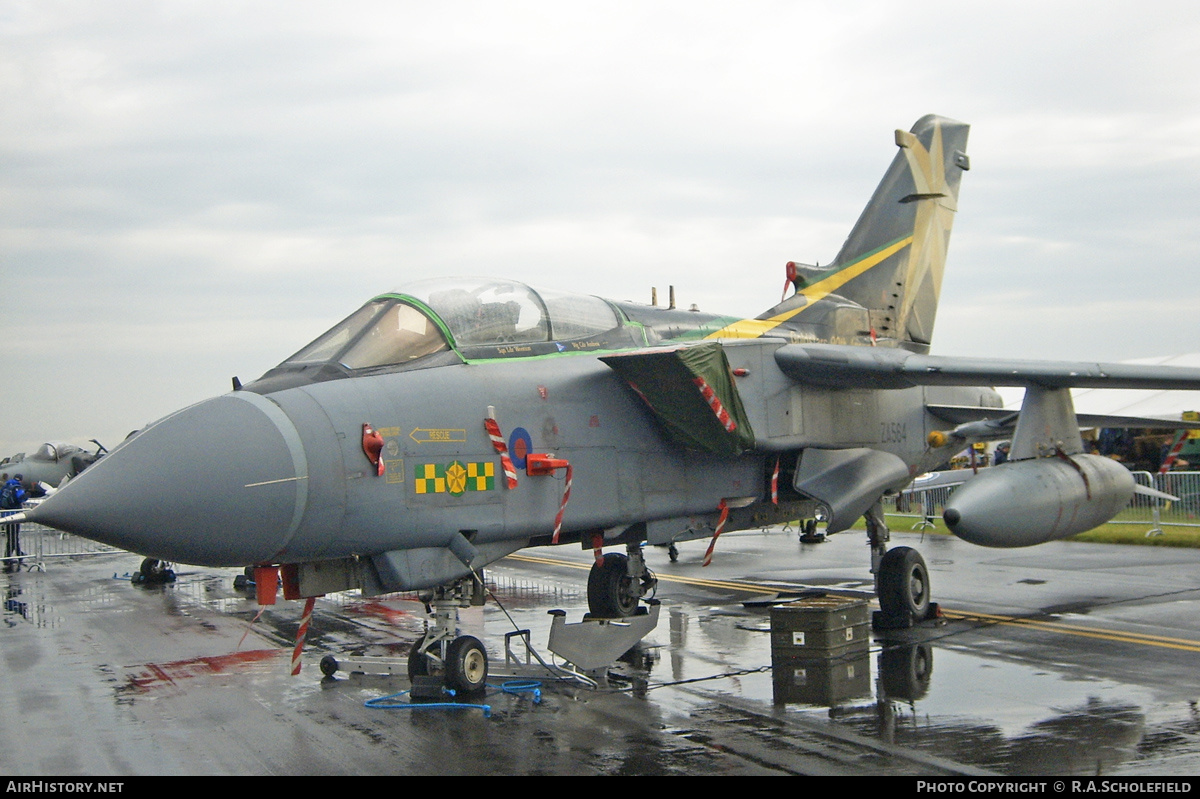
[880,422,907,443]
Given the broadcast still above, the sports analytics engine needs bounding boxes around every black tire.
[445,636,488,694]
[877,546,931,622]
[319,655,339,677]
[140,558,169,580]
[587,553,639,618]
[408,636,433,680]
[879,643,933,701]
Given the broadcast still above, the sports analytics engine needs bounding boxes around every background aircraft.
[16,115,1200,693]
[0,441,106,494]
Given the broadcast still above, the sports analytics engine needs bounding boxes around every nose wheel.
[446,636,488,692]
[408,579,490,694]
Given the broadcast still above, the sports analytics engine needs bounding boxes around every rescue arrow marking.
[409,428,467,444]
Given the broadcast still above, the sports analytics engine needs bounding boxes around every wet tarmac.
[3,523,1200,776]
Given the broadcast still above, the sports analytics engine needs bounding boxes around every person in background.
[1,472,28,572]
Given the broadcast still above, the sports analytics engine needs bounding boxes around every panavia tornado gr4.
[17,115,1200,693]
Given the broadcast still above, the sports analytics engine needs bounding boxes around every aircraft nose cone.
[32,393,308,566]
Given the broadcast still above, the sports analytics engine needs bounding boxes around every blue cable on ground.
[363,679,544,715]
[364,689,492,717]
[498,680,542,703]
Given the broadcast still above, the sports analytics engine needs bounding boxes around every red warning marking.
[362,423,385,477]
[485,416,519,489]
[484,418,507,453]
[526,454,572,544]
[702,499,730,567]
[501,454,518,489]
[771,456,780,506]
[291,596,316,676]
[551,464,572,544]
[693,377,737,433]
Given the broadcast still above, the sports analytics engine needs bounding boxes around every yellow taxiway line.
[507,552,789,595]
[940,609,1200,654]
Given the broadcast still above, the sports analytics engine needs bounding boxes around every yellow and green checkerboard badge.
[415,461,495,494]
[467,461,495,491]
[414,463,446,494]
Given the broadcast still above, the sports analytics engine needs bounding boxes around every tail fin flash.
[827,115,970,349]
[708,116,969,348]
[769,116,969,351]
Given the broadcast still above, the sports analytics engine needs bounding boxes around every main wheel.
[880,643,933,701]
[877,546,931,622]
[587,553,639,618]
[445,636,488,694]
[319,655,339,677]
[140,558,166,578]
[138,558,175,584]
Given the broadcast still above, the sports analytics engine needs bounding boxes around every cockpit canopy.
[287,298,451,371]
[31,442,83,462]
[249,278,633,392]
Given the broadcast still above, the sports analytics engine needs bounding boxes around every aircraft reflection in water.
[774,640,1148,776]
[18,115,1200,693]
[864,652,1142,772]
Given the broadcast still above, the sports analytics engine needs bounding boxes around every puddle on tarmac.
[671,614,1199,775]
[472,582,1200,776]
[817,645,1200,776]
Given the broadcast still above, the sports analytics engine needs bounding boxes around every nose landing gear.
[407,577,490,694]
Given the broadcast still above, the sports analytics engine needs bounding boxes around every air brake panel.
[601,342,756,457]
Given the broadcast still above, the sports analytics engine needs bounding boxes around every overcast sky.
[2,1,1199,457]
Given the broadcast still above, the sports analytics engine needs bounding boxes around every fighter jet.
[16,115,1200,693]
[0,441,106,494]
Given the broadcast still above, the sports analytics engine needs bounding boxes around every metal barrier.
[1151,470,1200,532]
[1,508,125,570]
[890,484,955,530]
[886,470,1200,535]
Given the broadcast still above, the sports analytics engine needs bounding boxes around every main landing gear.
[865,501,936,629]
[587,544,657,618]
[131,557,176,585]
[407,577,490,694]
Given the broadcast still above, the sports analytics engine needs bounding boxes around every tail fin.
[789,115,970,351]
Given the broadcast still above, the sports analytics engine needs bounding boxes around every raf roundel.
[508,427,533,470]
